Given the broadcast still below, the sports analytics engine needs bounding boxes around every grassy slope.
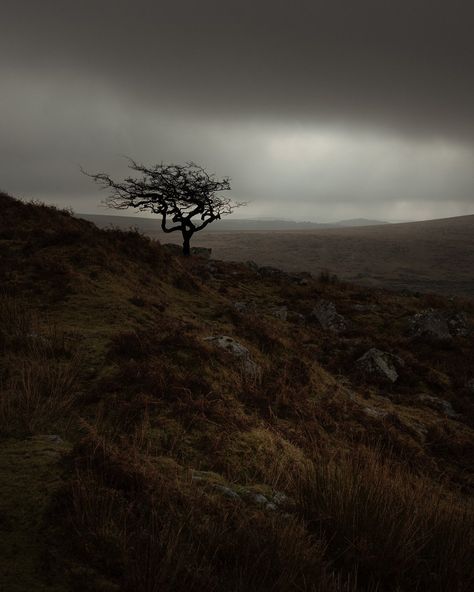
[102,213,474,297]
[1,192,473,592]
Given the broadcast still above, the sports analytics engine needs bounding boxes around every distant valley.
[80,213,474,298]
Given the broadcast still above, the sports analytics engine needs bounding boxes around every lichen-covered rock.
[356,348,401,383]
[311,300,347,334]
[409,309,451,341]
[204,335,261,379]
[447,312,470,337]
[408,309,470,341]
[233,300,257,314]
[191,246,212,259]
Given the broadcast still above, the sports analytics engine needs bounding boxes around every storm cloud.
[1,0,473,221]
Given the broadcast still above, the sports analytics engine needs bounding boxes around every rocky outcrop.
[191,246,212,259]
[311,300,348,334]
[409,309,470,341]
[356,348,402,383]
[204,335,261,379]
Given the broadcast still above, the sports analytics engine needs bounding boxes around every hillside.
[1,192,474,592]
[82,213,474,298]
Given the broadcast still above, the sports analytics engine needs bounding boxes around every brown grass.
[294,447,474,591]
[0,294,83,433]
[63,430,342,592]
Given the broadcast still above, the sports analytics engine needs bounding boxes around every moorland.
[1,192,473,592]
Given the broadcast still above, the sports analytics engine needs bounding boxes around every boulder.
[311,300,347,334]
[409,309,470,341]
[204,335,261,380]
[356,348,401,383]
[447,312,470,337]
[190,246,212,259]
[409,309,451,341]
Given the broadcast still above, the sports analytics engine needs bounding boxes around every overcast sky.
[1,0,473,222]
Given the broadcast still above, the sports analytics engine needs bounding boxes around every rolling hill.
[1,192,474,592]
[80,213,474,298]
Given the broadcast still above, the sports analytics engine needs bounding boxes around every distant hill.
[80,213,388,232]
[79,212,474,298]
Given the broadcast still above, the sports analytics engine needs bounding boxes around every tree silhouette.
[86,159,245,255]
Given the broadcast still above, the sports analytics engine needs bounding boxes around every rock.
[409,309,451,341]
[265,502,277,511]
[356,348,401,383]
[233,301,257,314]
[206,262,219,274]
[252,493,269,505]
[190,246,212,259]
[311,300,347,334]
[417,394,458,418]
[447,311,470,337]
[204,335,250,357]
[288,272,312,286]
[269,306,288,321]
[258,266,284,278]
[204,335,261,380]
[244,260,260,271]
[408,309,470,341]
[271,491,288,505]
[162,243,183,256]
[363,406,388,419]
[43,434,63,444]
[215,485,241,500]
[353,304,379,312]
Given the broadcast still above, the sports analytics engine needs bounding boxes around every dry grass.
[0,294,83,433]
[64,430,345,592]
[2,193,474,591]
[294,447,474,592]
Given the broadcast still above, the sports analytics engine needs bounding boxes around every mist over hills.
[80,213,388,232]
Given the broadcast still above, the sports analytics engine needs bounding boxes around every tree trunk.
[182,234,191,256]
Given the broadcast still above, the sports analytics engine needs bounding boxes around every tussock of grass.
[0,294,83,434]
[64,431,343,592]
[295,448,474,591]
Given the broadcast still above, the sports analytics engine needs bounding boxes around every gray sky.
[1,0,473,222]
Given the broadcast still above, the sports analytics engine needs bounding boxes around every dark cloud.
[0,1,473,220]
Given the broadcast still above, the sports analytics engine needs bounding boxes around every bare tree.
[85,159,245,256]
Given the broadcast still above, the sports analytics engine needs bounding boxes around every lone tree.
[86,159,244,256]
